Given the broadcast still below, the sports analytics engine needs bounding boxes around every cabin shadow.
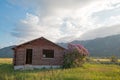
[0,63,13,69]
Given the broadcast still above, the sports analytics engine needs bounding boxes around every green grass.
[0,58,120,80]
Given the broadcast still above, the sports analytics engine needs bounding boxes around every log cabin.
[12,37,65,70]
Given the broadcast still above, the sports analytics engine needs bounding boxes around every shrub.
[63,44,89,68]
[85,57,94,62]
[110,56,118,63]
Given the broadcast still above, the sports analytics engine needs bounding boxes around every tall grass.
[0,58,120,80]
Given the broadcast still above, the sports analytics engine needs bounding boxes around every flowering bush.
[63,43,89,68]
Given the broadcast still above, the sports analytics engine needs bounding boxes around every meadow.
[0,58,120,80]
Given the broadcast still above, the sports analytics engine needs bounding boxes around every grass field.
[93,59,120,62]
[0,58,120,80]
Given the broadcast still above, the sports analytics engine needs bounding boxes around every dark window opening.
[43,49,54,58]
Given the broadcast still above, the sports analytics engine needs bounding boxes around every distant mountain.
[0,46,15,58]
[59,34,120,57]
[0,34,120,58]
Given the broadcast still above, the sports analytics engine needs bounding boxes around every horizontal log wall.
[14,38,65,66]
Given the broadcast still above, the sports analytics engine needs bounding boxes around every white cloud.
[80,24,120,40]
[11,13,63,42]
[10,0,120,43]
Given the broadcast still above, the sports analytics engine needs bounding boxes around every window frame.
[42,49,54,59]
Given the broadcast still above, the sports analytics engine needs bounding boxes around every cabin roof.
[13,37,66,50]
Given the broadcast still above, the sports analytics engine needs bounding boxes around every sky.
[0,0,120,48]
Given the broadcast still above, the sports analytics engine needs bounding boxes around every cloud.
[9,0,120,43]
[92,5,120,24]
[80,24,120,40]
[11,13,62,42]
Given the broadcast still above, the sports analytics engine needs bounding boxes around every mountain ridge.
[59,34,120,57]
[1,34,120,58]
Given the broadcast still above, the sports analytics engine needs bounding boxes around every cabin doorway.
[26,49,32,64]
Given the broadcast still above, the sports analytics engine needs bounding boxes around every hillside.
[0,46,15,58]
[0,34,120,58]
[59,34,120,57]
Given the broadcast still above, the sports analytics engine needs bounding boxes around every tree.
[110,56,118,63]
[63,43,89,68]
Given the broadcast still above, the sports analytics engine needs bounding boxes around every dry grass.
[0,58,12,64]
[93,59,120,62]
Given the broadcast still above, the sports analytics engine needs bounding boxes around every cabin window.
[43,49,54,58]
